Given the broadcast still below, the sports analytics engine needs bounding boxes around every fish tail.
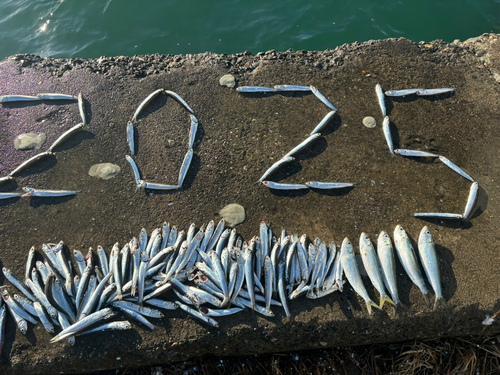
[366,299,381,315]
[396,301,408,310]
[434,296,446,311]
[117,293,123,301]
[379,295,396,309]
[130,286,136,297]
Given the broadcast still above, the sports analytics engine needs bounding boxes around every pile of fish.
[0,93,87,199]
[0,220,443,352]
[125,89,196,191]
[237,85,355,191]
[375,84,478,220]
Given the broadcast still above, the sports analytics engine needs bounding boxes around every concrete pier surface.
[1,34,500,374]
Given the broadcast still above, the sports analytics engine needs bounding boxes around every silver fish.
[264,255,273,313]
[416,88,455,96]
[310,86,337,111]
[176,301,219,327]
[116,306,154,330]
[393,225,429,303]
[305,181,354,189]
[340,237,379,315]
[78,321,132,335]
[78,93,87,125]
[413,213,463,220]
[0,95,40,103]
[274,85,311,91]
[262,181,308,190]
[0,176,13,184]
[164,90,195,114]
[375,84,386,116]
[0,193,21,200]
[207,219,225,253]
[257,156,295,184]
[127,122,135,155]
[463,181,479,220]
[13,294,37,318]
[2,267,36,302]
[48,123,85,152]
[144,299,177,310]
[382,116,394,155]
[200,307,243,317]
[0,306,7,353]
[418,226,444,310]
[73,250,86,277]
[132,88,164,123]
[384,88,422,97]
[359,233,395,308]
[394,149,439,158]
[57,313,75,345]
[9,151,53,176]
[138,180,179,191]
[178,149,193,187]
[188,115,198,150]
[284,133,322,157]
[22,187,77,198]
[38,93,78,100]
[51,308,116,342]
[277,259,291,317]
[377,231,400,305]
[26,246,36,281]
[236,86,276,93]
[438,156,474,182]
[112,301,164,318]
[34,301,54,333]
[309,111,336,135]
[125,155,141,184]
[235,296,274,317]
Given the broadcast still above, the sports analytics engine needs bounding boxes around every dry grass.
[87,335,500,375]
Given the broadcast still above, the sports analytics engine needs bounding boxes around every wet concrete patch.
[13,133,46,150]
[1,34,500,374]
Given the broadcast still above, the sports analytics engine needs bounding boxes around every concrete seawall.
[1,34,500,374]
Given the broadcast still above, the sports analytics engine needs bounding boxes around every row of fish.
[374,84,478,220]
[237,85,355,190]
[0,93,88,199]
[0,220,443,351]
[125,89,196,191]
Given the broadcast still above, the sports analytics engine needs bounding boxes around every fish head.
[360,233,371,247]
[394,225,407,240]
[419,226,434,244]
[341,237,353,255]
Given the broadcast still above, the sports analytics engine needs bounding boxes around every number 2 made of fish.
[236,84,355,192]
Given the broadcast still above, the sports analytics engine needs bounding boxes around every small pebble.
[219,203,245,226]
[219,74,235,88]
[14,133,46,150]
[88,163,121,180]
[362,116,376,128]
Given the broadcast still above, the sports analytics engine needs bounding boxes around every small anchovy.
[277,259,291,317]
[305,181,354,189]
[50,308,116,342]
[7,304,28,334]
[274,85,311,91]
[125,155,141,184]
[132,88,164,123]
[116,306,155,330]
[78,321,132,335]
[359,233,395,308]
[127,122,135,155]
[284,133,322,158]
[164,90,194,114]
[144,299,178,310]
[78,93,87,125]
[236,86,276,93]
[38,93,78,100]
[0,287,38,324]
[309,111,336,135]
[2,267,36,302]
[393,225,429,303]
[235,296,274,317]
[9,151,53,176]
[200,306,243,317]
[414,213,464,220]
[178,148,193,187]
[340,237,379,315]
[382,116,394,155]
[176,301,219,327]
[257,156,295,184]
[0,306,6,353]
[262,181,309,190]
[112,301,164,318]
[34,301,54,333]
[22,187,77,198]
[375,84,386,116]
[188,115,198,150]
[416,88,455,96]
[13,294,37,317]
[418,226,444,311]
[310,86,337,111]
[463,181,479,220]
[0,176,13,184]
[394,149,439,158]
[48,123,85,152]
[0,192,21,200]
[137,180,179,191]
[384,89,422,97]
[438,156,474,182]
[377,231,400,305]
[26,246,36,281]
[0,95,41,103]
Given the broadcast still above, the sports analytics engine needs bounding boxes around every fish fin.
[434,296,446,311]
[379,295,396,309]
[366,299,381,315]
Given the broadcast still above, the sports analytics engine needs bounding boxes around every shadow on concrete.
[50,129,95,153]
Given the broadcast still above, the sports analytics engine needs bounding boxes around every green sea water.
[1,0,500,60]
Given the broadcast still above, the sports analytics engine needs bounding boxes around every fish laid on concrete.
[417,226,444,310]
